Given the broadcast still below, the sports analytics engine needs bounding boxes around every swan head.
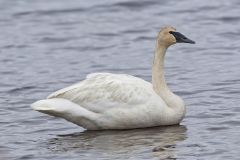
[157,26,195,47]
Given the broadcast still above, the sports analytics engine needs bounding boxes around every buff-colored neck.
[152,42,176,107]
[152,42,169,94]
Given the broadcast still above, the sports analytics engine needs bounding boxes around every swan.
[31,26,195,130]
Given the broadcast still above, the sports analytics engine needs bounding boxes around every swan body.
[32,26,195,130]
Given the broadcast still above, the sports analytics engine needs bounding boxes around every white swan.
[31,26,195,130]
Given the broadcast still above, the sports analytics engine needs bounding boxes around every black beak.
[169,31,195,44]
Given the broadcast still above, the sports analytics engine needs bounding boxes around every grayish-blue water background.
[1,0,240,159]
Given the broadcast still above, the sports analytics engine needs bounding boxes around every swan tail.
[31,98,100,129]
[31,98,66,116]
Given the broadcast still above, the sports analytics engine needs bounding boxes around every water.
[1,0,240,159]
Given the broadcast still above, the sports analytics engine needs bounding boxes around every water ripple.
[13,7,86,18]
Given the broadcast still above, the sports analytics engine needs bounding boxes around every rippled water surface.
[1,0,240,159]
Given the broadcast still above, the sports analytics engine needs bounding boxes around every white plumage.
[32,26,195,130]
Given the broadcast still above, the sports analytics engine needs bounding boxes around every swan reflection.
[47,125,187,159]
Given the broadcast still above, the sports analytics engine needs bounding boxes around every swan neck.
[152,44,169,95]
[151,42,186,121]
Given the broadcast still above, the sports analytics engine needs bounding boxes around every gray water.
[1,0,240,159]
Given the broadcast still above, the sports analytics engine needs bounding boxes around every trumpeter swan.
[31,26,195,130]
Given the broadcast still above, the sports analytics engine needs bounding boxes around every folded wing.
[47,73,154,113]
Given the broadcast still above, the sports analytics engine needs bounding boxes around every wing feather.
[47,73,154,113]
